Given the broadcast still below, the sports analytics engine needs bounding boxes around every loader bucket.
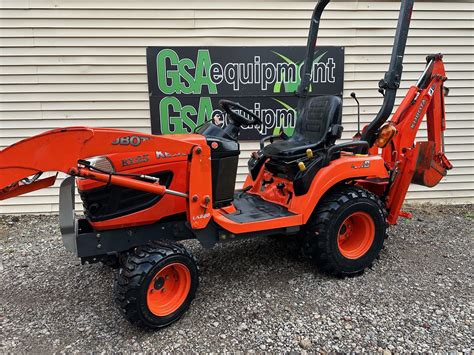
[0,126,200,202]
[0,127,95,200]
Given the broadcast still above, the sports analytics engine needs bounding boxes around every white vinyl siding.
[0,0,473,213]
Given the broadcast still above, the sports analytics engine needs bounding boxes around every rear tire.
[302,185,387,276]
[114,240,199,329]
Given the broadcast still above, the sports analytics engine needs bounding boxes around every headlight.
[86,156,115,173]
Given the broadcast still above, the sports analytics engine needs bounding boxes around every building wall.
[0,0,473,213]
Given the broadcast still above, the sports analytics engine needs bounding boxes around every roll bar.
[297,0,415,148]
[296,0,331,112]
[360,0,415,146]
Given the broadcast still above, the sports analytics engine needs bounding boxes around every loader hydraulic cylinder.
[71,167,188,198]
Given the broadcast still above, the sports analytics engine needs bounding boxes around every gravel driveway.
[0,204,472,352]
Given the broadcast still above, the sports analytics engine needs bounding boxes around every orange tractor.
[0,0,452,329]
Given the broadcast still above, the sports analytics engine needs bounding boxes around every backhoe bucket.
[412,141,450,187]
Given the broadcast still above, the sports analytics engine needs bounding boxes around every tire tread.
[114,240,197,329]
[302,185,387,276]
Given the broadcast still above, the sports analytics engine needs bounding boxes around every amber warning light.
[375,124,398,148]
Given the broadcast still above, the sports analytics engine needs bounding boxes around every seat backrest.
[291,95,342,145]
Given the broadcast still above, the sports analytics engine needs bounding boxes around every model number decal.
[122,154,149,167]
[352,160,370,169]
[192,213,211,221]
[112,136,150,147]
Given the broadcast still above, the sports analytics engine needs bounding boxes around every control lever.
[350,92,361,140]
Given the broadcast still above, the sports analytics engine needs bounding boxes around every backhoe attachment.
[381,54,453,223]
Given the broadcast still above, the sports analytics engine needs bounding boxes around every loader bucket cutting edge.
[0,175,57,201]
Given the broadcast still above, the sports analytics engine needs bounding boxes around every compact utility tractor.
[0,0,452,329]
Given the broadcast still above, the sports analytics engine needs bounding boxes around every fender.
[290,155,389,223]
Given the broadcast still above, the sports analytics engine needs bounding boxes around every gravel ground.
[0,204,472,353]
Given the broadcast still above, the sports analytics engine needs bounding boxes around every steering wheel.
[219,99,262,126]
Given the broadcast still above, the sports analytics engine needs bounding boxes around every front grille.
[79,171,173,222]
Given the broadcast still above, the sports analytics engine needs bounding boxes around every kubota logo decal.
[411,99,427,129]
[112,136,150,146]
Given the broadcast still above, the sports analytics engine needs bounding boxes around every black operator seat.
[263,95,343,158]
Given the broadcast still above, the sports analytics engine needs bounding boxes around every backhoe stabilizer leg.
[386,145,419,225]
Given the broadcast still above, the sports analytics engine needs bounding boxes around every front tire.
[114,241,199,329]
[302,185,387,276]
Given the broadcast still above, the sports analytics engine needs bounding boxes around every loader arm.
[0,127,200,200]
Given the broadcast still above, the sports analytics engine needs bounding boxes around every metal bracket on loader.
[59,176,195,260]
[59,177,78,255]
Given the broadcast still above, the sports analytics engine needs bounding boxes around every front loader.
[0,0,452,329]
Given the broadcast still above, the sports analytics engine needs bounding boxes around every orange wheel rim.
[337,212,375,259]
[146,263,191,317]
